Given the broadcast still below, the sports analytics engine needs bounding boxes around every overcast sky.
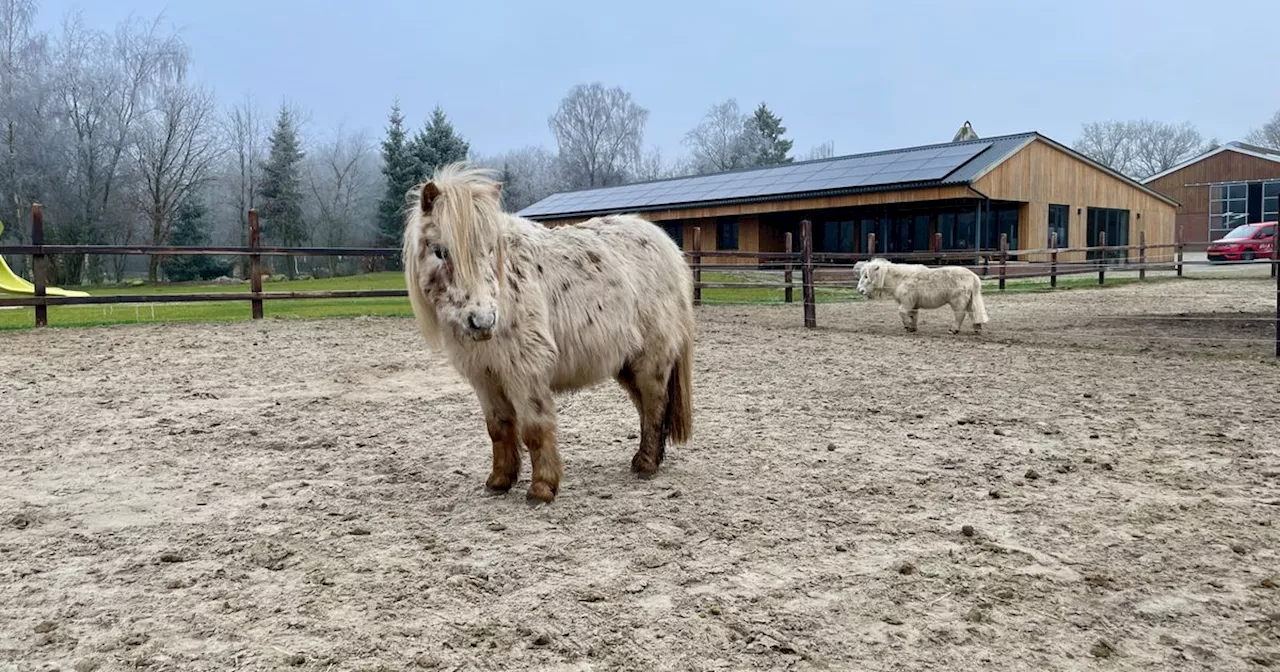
[32,0,1280,160]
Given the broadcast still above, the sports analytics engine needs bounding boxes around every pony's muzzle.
[466,310,497,340]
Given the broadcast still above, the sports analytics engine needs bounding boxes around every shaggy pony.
[856,258,989,334]
[402,162,695,504]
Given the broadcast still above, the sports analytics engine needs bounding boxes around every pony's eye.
[432,244,449,260]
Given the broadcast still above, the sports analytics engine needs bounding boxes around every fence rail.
[3,209,1278,356]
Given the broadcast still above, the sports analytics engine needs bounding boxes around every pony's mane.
[407,162,506,286]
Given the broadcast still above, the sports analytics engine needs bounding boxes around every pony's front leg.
[477,384,520,493]
[898,305,918,332]
[519,388,561,504]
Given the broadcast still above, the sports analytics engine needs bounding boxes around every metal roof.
[1141,141,1280,184]
[519,131,1175,219]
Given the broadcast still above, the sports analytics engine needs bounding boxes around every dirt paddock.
[2,278,1278,671]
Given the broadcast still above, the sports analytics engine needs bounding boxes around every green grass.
[0,269,1182,330]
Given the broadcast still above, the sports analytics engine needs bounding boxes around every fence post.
[998,233,1008,291]
[801,219,815,328]
[933,232,942,266]
[1268,224,1279,357]
[1098,230,1107,286]
[784,231,793,304]
[691,226,702,307]
[249,209,264,320]
[32,203,47,328]
[1176,224,1184,277]
[867,231,876,258]
[1050,231,1059,289]
[1138,229,1146,281]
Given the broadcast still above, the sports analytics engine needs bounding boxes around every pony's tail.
[665,332,694,445]
[968,278,990,325]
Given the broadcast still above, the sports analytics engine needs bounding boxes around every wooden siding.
[974,139,1178,262]
[1144,150,1280,242]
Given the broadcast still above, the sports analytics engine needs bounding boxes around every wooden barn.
[519,131,1179,265]
[1141,141,1280,243]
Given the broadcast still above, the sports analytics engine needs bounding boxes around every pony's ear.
[872,264,887,290]
[420,181,441,212]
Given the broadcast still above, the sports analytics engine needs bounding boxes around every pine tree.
[377,102,417,253]
[409,105,470,183]
[160,197,232,282]
[750,103,794,166]
[259,104,306,277]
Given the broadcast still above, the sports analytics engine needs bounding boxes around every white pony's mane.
[402,162,510,348]
[406,162,507,285]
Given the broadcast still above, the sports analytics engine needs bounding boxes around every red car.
[1206,222,1275,262]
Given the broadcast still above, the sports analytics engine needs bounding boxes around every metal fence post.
[1098,230,1107,286]
[1049,231,1059,289]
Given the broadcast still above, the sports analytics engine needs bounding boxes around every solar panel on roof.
[519,140,995,217]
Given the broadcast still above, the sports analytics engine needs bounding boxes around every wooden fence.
[3,209,1278,357]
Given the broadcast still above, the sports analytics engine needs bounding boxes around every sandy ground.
[1,277,1278,671]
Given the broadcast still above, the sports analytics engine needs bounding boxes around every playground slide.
[0,220,90,297]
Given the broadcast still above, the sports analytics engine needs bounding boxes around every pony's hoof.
[485,472,516,493]
[631,453,660,478]
[526,482,557,504]
[949,329,959,335]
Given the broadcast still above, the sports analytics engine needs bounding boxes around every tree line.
[1071,113,1280,181]
[5,0,1280,285]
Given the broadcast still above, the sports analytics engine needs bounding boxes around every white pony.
[402,162,695,504]
[856,257,989,334]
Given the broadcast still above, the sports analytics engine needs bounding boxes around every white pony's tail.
[968,276,989,325]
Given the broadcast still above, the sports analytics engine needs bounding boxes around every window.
[1210,183,1248,240]
[660,223,683,248]
[1086,207,1130,263]
[716,219,738,250]
[912,214,931,251]
[1048,204,1069,247]
[1263,181,1280,222]
[819,220,857,253]
[980,206,1019,250]
[1257,225,1275,239]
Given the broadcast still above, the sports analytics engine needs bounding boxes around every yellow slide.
[0,219,90,297]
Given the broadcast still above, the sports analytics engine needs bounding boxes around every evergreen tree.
[750,103,794,165]
[160,197,232,282]
[409,105,470,183]
[259,104,306,277]
[377,102,417,253]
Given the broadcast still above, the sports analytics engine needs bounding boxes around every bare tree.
[1073,121,1136,176]
[305,125,375,270]
[1129,120,1205,179]
[1245,109,1280,149]
[50,11,188,283]
[683,99,762,174]
[133,79,221,281]
[548,82,648,189]
[1076,119,1210,179]
[805,141,836,161]
[0,0,45,272]
[472,145,561,212]
[633,145,667,182]
[225,95,264,252]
